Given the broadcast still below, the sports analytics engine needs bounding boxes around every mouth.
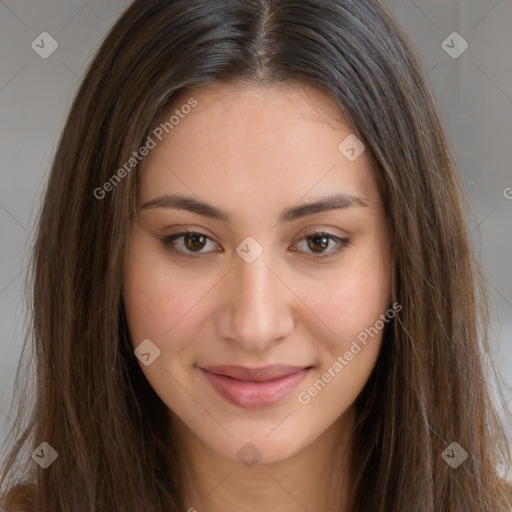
[199,364,313,409]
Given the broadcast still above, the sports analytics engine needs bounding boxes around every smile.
[200,365,312,409]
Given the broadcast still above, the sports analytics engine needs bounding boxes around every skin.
[123,81,391,512]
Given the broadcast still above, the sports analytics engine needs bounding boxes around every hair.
[1,0,511,510]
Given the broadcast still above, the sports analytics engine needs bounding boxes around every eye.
[292,231,350,260]
[157,229,349,260]
[159,230,220,258]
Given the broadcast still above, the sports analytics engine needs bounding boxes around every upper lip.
[201,365,310,382]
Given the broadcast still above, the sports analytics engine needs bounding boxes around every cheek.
[124,287,209,378]
[123,236,194,349]
[294,273,390,416]
[299,243,391,355]
[123,247,204,411]
[298,239,391,413]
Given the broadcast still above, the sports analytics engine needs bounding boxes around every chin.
[201,425,310,467]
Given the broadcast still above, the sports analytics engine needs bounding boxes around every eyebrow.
[141,192,367,223]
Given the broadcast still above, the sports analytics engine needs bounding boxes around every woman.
[1,0,511,511]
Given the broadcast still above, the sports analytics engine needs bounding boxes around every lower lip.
[201,368,310,409]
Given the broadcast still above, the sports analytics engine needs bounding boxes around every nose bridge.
[219,247,294,350]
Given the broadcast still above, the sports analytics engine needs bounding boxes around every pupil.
[185,233,206,251]
[308,234,328,253]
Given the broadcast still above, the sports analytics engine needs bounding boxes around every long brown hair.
[1,0,511,510]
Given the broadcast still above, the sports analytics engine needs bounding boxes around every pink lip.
[200,365,311,408]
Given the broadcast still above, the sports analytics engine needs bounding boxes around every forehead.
[139,81,379,213]
[173,80,346,119]
[161,81,349,139]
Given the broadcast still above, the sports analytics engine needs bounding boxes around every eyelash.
[157,229,350,261]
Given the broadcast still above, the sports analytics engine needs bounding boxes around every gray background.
[1,0,511,465]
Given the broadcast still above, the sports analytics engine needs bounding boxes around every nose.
[215,249,295,352]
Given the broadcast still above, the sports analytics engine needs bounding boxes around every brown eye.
[294,232,350,259]
[160,231,220,257]
[183,233,207,251]
[307,234,331,253]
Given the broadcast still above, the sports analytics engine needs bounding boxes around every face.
[123,81,391,466]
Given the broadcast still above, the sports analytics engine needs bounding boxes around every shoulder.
[0,481,37,512]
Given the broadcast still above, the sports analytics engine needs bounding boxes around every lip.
[200,365,312,409]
